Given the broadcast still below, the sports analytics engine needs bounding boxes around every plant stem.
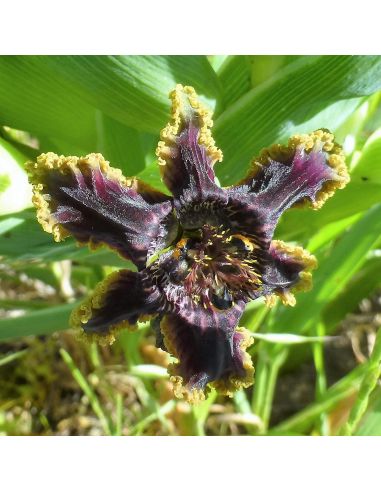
[312,322,329,435]
[340,327,381,435]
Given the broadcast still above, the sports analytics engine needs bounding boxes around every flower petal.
[262,240,317,307]
[231,130,349,225]
[71,269,163,344]
[26,153,174,269]
[156,84,224,203]
[159,302,254,402]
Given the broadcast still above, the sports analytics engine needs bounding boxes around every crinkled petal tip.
[156,84,222,168]
[26,152,130,242]
[155,84,223,201]
[243,129,349,211]
[264,240,317,307]
[71,270,161,345]
[160,312,254,403]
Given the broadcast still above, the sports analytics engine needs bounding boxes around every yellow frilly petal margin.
[160,316,254,404]
[156,84,222,174]
[25,152,131,243]
[265,241,317,308]
[244,129,349,210]
[70,270,149,346]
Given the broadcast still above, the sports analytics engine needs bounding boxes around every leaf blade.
[214,55,381,184]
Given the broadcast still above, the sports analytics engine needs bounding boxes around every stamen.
[152,224,263,311]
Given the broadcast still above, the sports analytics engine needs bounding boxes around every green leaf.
[0,174,10,193]
[252,332,336,345]
[214,55,381,184]
[136,161,169,194]
[0,56,98,151]
[209,55,228,72]
[322,257,381,332]
[0,210,128,267]
[351,128,381,183]
[249,55,301,88]
[355,388,381,436]
[306,214,360,253]
[42,56,221,134]
[276,182,381,242]
[0,303,76,341]
[97,113,147,176]
[216,56,252,110]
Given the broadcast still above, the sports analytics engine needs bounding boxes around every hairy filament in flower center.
[159,224,262,311]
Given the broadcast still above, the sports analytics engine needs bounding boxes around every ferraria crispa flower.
[26,85,349,402]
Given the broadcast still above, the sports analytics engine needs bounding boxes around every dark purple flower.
[26,85,349,402]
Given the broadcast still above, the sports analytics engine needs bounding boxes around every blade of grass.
[312,322,329,436]
[115,393,124,437]
[0,349,27,367]
[276,182,381,242]
[130,400,176,436]
[98,113,147,176]
[252,333,338,344]
[0,210,130,267]
[340,327,381,435]
[129,364,168,379]
[250,56,301,88]
[0,303,76,340]
[59,348,113,435]
[269,361,370,435]
[322,256,381,333]
[89,343,102,369]
[260,349,288,431]
[192,389,218,436]
[354,389,381,436]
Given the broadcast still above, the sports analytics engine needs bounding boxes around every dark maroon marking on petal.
[45,166,174,269]
[164,124,225,205]
[83,270,163,336]
[229,146,338,225]
[261,242,309,296]
[161,302,246,391]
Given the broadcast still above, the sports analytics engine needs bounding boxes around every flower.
[26,84,349,402]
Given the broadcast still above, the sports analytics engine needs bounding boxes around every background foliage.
[1,55,381,435]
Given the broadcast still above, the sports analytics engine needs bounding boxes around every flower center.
[152,225,262,311]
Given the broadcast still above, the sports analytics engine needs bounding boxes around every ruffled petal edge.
[70,270,152,346]
[156,84,222,177]
[26,152,131,243]
[242,129,349,210]
[264,240,317,307]
[161,320,254,403]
